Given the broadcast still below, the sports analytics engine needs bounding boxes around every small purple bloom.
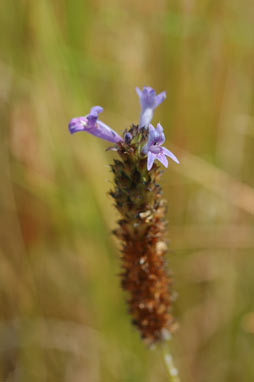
[68,106,123,144]
[124,132,132,144]
[136,86,166,128]
[142,123,179,171]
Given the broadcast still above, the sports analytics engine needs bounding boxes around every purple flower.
[136,86,166,128]
[142,123,179,171]
[68,106,123,144]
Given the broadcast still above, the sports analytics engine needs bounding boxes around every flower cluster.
[69,86,179,170]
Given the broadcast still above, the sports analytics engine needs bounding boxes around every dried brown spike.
[110,125,177,345]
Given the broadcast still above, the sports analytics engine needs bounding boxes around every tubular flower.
[68,106,123,144]
[142,123,180,171]
[136,86,166,128]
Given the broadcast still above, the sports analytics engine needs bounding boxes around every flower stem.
[161,344,181,382]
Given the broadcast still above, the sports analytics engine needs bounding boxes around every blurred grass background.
[0,0,253,381]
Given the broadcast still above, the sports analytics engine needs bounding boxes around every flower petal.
[147,124,156,146]
[156,122,164,135]
[141,87,156,108]
[137,86,166,128]
[155,123,165,145]
[89,105,103,117]
[154,91,166,108]
[147,151,156,171]
[139,108,154,129]
[68,117,87,134]
[157,153,168,168]
[142,143,149,154]
[91,120,123,143]
[149,146,162,154]
[162,147,180,164]
[136,87,142,98]
[87,105,103,127]
[147,123,165,147]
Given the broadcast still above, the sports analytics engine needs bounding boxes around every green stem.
[161,344,181,382]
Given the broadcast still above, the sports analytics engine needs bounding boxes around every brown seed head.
[110,125,177,345]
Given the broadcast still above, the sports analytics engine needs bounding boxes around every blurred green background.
[0,1,253,381]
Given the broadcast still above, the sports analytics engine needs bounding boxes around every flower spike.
[68,106,123,144]
[142,123,179,171]
[136,86,166,128]
[68,88,180,345]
